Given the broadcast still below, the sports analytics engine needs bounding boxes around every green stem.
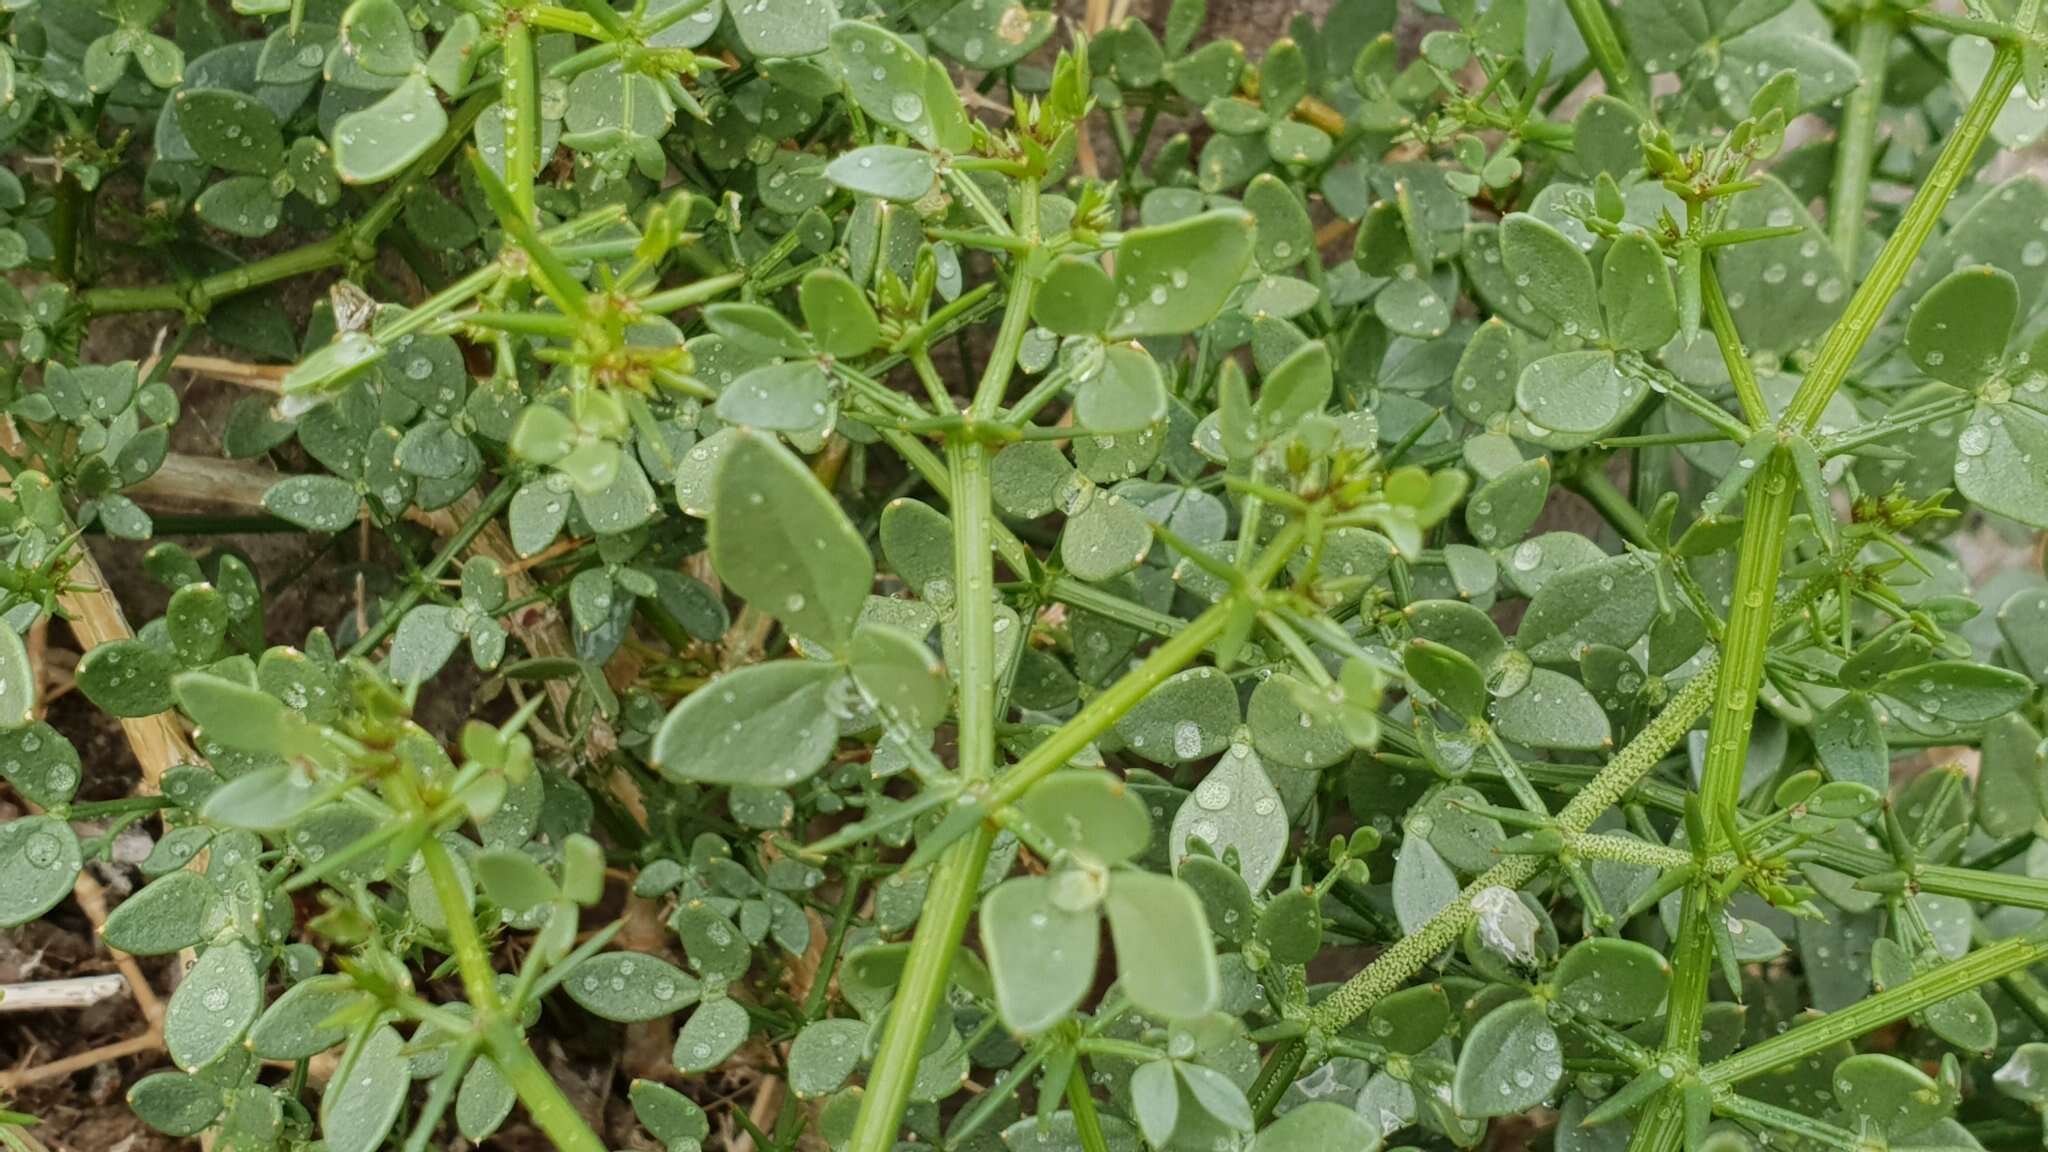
[488,1025,612,1152]
[1632,45,2024,1152]
[1828,12,1893,272]
[1248,580,1812,1122]
[1067,1062,1112,1152]
[421,835,608,1152]
[838,825,996,1152]
[81,92,493,315]
[347,479,518,659]
[843,178,1038,1152]
[1560,0,1649,114]
[1560,459,1654,549]
[504,19,539,224]
[1702,933,2048,1086]
[52,173,81,284]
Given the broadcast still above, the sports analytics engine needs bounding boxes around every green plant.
[3,0,2048,1149]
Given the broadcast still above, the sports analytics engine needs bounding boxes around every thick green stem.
[839,826,996,1152]
[1560,0,1649,114]
[1828,13,1893,272]
[504,19,540,224]
[1632,45,2024,1152]
[844,177,1038,1152]
[488,1025,612,1152]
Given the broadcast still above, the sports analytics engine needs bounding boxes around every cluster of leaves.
[3,0,2048,1150]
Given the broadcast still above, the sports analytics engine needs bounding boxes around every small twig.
[171,354,289,393]
[0,1029,162,1091]
[0,974,127,1013]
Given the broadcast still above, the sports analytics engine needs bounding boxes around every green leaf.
[1246,672,1353,771]
[0,623,34,728]
[1254,340,1333,441]
[799,269,880,358]
[1907,266,2016,388]
[706,302,811,359]
[1256,887,1323,964]
[1464,456,1549,548]
[76,639,177,717]
[334,75,447,185]
[457,1057,515,1141]
[202,763,321,830]
[338,0,416,74]
[789,1018,868,1098]
[1034,256,1116,335]
[632,1079,711,1150]
[566,951,701,1022]
[1974,713,2042,837]
[673,997,752,1073]
[1171,738,1288,890]
[1955,400,2048,529]
[1517,350,1646,437]
[1015,770,1153,866]
[1491,668,1610,751]
[1518,554,1659,665]
[175,672,294,755]
[1600,232,1677,352]
[472,847,559,911]
[829,22,944,148]
[715,361,834,432]
[711,430,872,650]
[0,815,81,927]
[1251,1101,1382,1152]
[1709,177,1847,356]
[265,474,361,531]
[1077,344,1168,435]
[175,89,284,174]
[1874,660,2035,724]
[730,0,837,58]
[1130,1060,1179,1147]
[0,722,81,806]
[1365,983,1451,1056]
[1244,173,1313,272]
[166,943,263,1071]
[103,869,216,956]
[1996,1044,2048,1109]
[652,660,844,786]
[1392,835,1458,933]
[1999,585,2048,686]
[824,146,939,202]
[1831,1052,1953,1137]
[1500,213,1600,337]
[1116,666,1238,766]
[1812,693,1888,790]
[1107,210,1256,338]
[1572,95,1645,178]
[1060,485,1154,583]
[323,1023,409,1152]
[388,604,463,683]
[1103,870,1217,1020]
[1450,998,1563,1117]
[928,0,1053,67]
[128,1071,226,1137]
[980,874,1099,1033]
[1551,938,1670,1023]
[1404,638,1488,720]
[250,975,366,1059]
